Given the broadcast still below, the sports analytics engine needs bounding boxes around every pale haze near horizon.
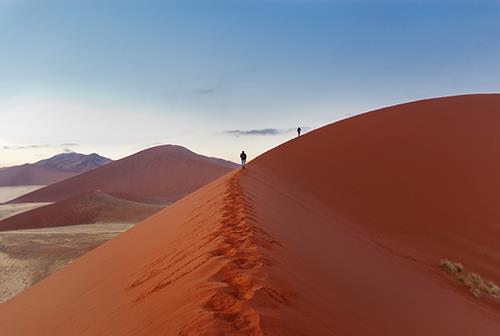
[1,0,499,166]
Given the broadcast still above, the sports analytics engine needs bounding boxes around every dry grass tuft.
[479,282,492,295]
[470,288,482,298]
[440,259,461,274]
[439,259,499,301]
[471,273,482,285]
[454,262,464,273]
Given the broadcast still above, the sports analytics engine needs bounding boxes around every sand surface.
[0,223,133,304]
[1,95,499,335]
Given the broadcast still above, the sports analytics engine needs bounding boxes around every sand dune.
[10,145,238,204]
[1,94,499,335]
[0,191,164,231]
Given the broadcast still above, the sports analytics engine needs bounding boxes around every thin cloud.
[1,143,79,150]
[192,87,218,96]
[225,127,313,137]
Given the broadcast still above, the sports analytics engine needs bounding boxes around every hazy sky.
[1,0,499,166]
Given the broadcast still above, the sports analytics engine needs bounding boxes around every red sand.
[10,145,237,204]
[1,94,499,335]
[0,191,164,231]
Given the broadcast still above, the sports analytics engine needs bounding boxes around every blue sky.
[1,0,499,166]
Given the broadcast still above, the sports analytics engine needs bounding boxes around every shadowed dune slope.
[1,94,499,335]
[9,145,238,204]
[0,191,164,231]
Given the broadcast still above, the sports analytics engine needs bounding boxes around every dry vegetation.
[440,259,499,300]
[0,223,133,303]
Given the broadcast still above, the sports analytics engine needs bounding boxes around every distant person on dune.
[297,127,302,137]
[240,151,247,169]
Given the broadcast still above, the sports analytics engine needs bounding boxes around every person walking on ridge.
[297,127,302,137]
[240,150,247,169]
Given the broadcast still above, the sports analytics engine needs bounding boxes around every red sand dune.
[1,94,500,335]
[0,191,164,231]
[9,145,237,204]
[0,152,111,186]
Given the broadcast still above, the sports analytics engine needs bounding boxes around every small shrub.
[453,262,464,273]
[470,288,482,298]
[457,274,466,283]
[470,273,482,285]
[463,278,474,289]
[488,281,499,293]
[479,282,492,295]
[439,259,500,301]
[440,259,459,274]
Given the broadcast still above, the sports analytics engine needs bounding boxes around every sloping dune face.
[1,94,499,335]
[10,145,237,204]
[250,93,500,283]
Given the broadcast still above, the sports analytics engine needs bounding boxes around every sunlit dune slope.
[1,94,499,335]
[9,145,237,204]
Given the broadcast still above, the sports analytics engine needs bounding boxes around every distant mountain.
[9,145,238,204]
[0,152,112,187]
[35,152,112,173]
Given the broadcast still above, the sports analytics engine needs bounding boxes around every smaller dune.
[0,191,164,231]
[10,145,238,204]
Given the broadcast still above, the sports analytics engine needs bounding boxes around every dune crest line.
[122,171,286,335]
[181,172,285,335]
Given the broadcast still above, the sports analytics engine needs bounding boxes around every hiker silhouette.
[297,127,302,137]
[240,151,247,169]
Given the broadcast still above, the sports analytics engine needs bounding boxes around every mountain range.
[0,152,112,186]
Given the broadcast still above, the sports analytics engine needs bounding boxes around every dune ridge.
[129,173,273,334]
